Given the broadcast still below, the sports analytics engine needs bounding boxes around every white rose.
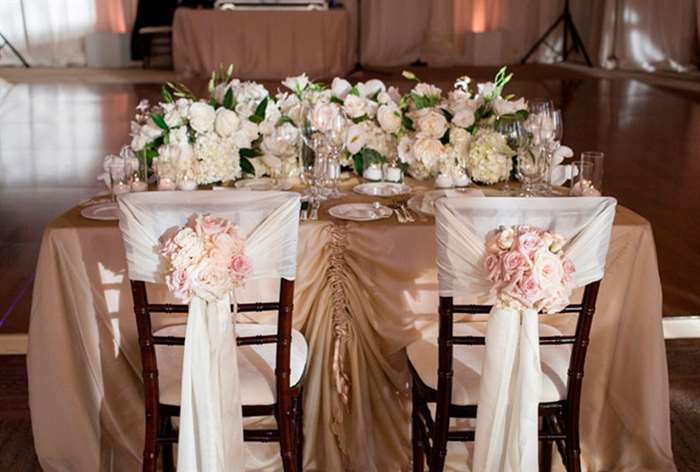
[413,83,442,98]
[417,111,448,139]
[497,228,515,250]
[357,79,386,98]
[345,123,368,154]
[397,136,415,164]
[241,121,259,141]
[413,137,445,169]
[235,102,255,119]
[235,82,268,104]
[449,126,472,160]
[231,130,253,149]
[343,95,368,119]
[532,249,566,293]
[214,107,240,137]
[189,102,216,133]
[282,73,309,94]
[331,77,352,100]
[452,109,476,128]
[310,102,341,132]
[162,104,183,128]
[376,104,401,134]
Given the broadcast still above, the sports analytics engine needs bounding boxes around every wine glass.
[495,119,529,195]
[324,111,347,198]
[517,146,546,197]
[272,124,299,189]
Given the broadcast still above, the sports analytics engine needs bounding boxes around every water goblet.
[495,119,529,194]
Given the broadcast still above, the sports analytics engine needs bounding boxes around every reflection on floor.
[0,65,699,336]
[3,338,699,470]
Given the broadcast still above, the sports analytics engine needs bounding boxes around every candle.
[131,180,148,192]
[384,166,402,183]
[363,165,382,182]
[158,178,177,191]
[112,182,131,195]
[453,173,471,187]
[435,173,454,189]
[178,180,197,191]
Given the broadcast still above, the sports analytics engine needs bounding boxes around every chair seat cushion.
[154,323,308,406]
[407,322,571,405]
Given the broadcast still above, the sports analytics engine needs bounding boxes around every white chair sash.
[434,196,616,472]
[118,191,301,472]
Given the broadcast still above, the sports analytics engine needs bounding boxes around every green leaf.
[351,114,369,124]
[441,108,454,122]
[254,97,269,119]
[209,98,218,108]
[360,147,386,166]
[276,116,295,126]
[348,86,360,97]
[330,96,344,105]
[240,147,263,158]
[223,87,234,110]
[161,85,174,103]
[352,153,363,175]
[150,113,169,130]
[402,115,414,132]
[240,156,255,175]
[410,92,438,110]
[248,114,264,124]
[515,109,529,120]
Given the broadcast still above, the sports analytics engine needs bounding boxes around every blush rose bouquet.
[159,214,251,302]
[484,225,575,314]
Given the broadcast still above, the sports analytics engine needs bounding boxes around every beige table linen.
[172,8,354,80]
[28,184,675,471]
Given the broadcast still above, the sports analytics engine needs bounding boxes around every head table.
[27,178,675,472]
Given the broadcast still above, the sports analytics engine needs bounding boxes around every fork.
[400,203,415,223]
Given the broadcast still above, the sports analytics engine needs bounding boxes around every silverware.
[393,208,407,224]
[400,203,415,223]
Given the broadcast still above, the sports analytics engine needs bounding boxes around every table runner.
[27,180,676,471]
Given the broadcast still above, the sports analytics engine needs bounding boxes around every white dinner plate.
[233,178,293,191]
[353,182,412,198]
[328,203,393,222]
[81,202,119,221]
[408,189,486,216]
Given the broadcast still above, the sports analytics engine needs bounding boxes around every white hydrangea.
[193,132,241,184]
[465,129,513,184]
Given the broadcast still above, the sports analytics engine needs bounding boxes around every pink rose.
[562,258,576,284]
[230,254,252,278]
[519,275,541,305]
[484,254,500,280]
[515,231,543,257]
[191,262,232,301]
[197,214,229,236]
[502,250,530,275]
[166,268,192,300]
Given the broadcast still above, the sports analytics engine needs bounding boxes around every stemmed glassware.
[526,98,558,194]
[272,124,299,189]
[323,112,347,198]
[495,119,529,195]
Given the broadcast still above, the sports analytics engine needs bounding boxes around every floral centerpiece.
[397,67,528,184]
[484,225,575,313]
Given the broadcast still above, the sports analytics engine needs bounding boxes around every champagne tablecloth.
[27,181,676,471]
[172,8,354,80]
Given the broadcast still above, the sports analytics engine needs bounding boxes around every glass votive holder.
[383,162,403,183]
[363,162,383,182]
[434,171,454,189]
[570,161,601,196]
[453,168,471,188]
[580,151,604,193]
[109,160,131,199]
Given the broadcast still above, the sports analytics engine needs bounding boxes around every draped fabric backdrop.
[0,0,137,66]
[0,0,697,70]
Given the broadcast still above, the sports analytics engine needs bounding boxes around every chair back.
[117,190,301,410]
[432,195,617,403]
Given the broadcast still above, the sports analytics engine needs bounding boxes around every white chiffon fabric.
[434,196,617,471]
[117,190,300,472]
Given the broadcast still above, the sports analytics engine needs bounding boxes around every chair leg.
[292,390,304,472]
[539,440,553,472]
[143,411,158,472]
[428,396,449,471]
[278,401,296,472]
[411,383,425,472]
[161,416,175,472]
